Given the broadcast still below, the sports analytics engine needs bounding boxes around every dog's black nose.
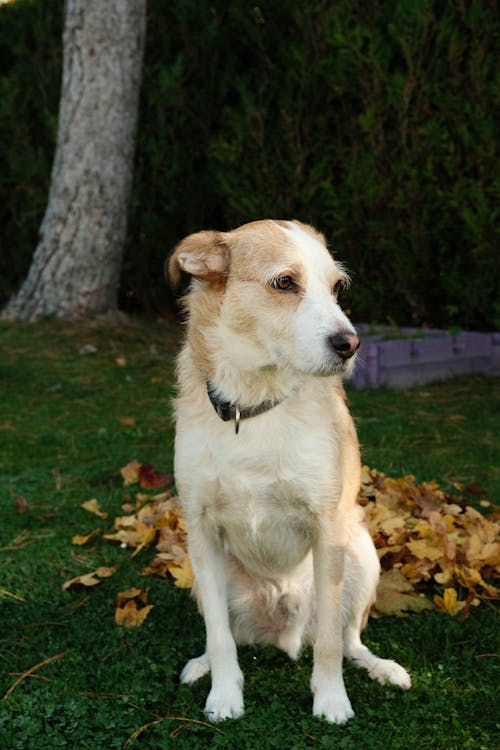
[328,332,360,360]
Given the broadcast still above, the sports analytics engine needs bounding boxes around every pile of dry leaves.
[359,467,499,618]
[63,460,499,626]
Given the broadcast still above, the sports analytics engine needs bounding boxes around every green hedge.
[0,0,62,306]
[1,0,499,329]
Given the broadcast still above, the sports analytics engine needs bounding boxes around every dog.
[167,219,411,724]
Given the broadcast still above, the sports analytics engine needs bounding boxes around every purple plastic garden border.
[351,325,500,389]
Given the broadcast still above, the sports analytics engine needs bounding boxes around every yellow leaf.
[116,587,145,604]
[62,572,101,590]
[62,566,116,591]
[168,556,195,589]
[72,529,100,546]
[139,522,158,546]
[434,588,466,615]
[120,460,142,486]
[63,572,97,590]
[115,514,139,529]
[442,514,457,533]
[476,541,500,568]
[81,499,108,519]
[380,514,407,537]
[115,588,154,627]
[456,566,498,596]
[115,601,154,627]
[104,529,142,548]
[401,558,436,583]
[95,566,117,579]
[413,519,435,539]
[434,569,453,585]
[407,538,443,562]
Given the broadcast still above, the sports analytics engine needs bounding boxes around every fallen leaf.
[62,566,116,591]
[81,499,108,519]
[120,460,142,486]
[375,569,434,616]
[120,417,136,427]
[115,588,154,627]
[72,529,101,546]
[407,538,444,562]
[14,495,30,514]
[116,586,146,604]
[121,502,135,514]
[168,556,195,589]
[115,600,154,627]
[138,464,173,490]
[434,588,466,616]
[95,566,117,579]
[62,572,102,590]
[434,568,453,585]
[455,566,498,597]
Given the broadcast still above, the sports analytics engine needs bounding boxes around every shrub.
[0,0,62,304]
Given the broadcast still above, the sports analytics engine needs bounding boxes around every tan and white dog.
[168,220,411,724]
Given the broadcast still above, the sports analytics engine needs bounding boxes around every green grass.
[0,319,498,750]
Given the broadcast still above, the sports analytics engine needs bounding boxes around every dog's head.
[167,220,359,378]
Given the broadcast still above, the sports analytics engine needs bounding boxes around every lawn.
[0,319,498,750]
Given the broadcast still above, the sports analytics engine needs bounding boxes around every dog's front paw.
[313,689,354,725]
[204,684,244,722]
[312,674,354,725]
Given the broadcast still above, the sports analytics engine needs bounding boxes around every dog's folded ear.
[167,231,230,292]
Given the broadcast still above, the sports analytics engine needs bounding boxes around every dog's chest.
[214,475,316,577]
[176,389,341,576]
[207,429,333,576]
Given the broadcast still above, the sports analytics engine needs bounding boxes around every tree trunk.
[2,0,146,321]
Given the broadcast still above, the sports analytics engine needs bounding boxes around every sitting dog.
[167,220,411,724]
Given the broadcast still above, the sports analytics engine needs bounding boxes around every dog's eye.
[271,276,296,291]
[333,280,343,297]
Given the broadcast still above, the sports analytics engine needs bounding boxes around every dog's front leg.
[188,523,244,722]
[311,518,354,724]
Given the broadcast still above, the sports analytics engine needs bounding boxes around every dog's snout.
[328,332,360,360]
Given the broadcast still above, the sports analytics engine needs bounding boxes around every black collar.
[206,381,286,434]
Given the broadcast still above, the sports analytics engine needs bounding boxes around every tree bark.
[2,0,146,321]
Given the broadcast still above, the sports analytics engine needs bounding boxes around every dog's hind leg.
[344,623,411,689]
[344,619,411,689]
[180,651,210,684]
[342,525,411,690]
